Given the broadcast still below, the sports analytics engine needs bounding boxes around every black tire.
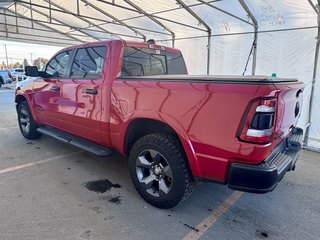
[17,101,41,139]
[129,134,194,209]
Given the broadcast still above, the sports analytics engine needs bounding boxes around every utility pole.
[30,53,33,66]
[4,44,9,69]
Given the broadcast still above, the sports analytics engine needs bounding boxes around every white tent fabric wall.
[309,62,320,150]
[0,0,320,150]
[255,30,315,139]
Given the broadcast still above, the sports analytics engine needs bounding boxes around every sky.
[0,40,63,65]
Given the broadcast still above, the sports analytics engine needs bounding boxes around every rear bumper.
[228,127,303,193]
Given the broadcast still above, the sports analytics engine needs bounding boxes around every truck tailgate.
[273,82,304,146]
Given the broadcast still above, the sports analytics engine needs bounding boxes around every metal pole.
[4,7,87,43]
[4,44,9,68]
[238,0,258,75]
[81,0,146,41]
[42,0,124,40]
[14,2,18,33]
[30,53,33,65]
[175,0,211,74]
[48,0,52,23]
[197,0,255,27]
[29,0,34,29]
[123,0,176,47]
[305,0,320,147]
[3,9,8,38]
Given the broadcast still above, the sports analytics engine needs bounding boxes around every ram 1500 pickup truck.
[16,40,304,208]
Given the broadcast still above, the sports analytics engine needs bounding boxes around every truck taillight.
[8,72,12,78]
[238,98,276,144]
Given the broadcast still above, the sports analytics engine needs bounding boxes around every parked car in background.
[16,76,39,89]
[10,68,26,81]
[16,40,304,208]
[0,69,12,88]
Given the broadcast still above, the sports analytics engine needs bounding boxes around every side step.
[37,126,112,157]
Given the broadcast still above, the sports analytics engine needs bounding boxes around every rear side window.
[46,50,71,78]
[70,46,107,79]
[121,47,186,77]
[166,52,187,74]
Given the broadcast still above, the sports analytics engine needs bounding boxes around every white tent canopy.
[0,0,319,150]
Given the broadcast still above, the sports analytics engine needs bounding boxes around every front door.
[33,50,72,128]
[58,46,107,144]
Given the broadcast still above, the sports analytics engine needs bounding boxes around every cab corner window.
[70,46,107,79]
[45,50,71,78]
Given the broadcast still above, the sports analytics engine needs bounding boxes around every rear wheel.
[17,101,41,139]
[129,134,194,209]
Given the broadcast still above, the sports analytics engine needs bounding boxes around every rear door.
[33,50,73,127]
[58,45,107,143]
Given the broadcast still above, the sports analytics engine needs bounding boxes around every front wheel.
[129,134,194,209]
[17,101,41,139]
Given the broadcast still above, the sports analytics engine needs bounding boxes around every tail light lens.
[238,98,276,144]
[8,72,12,78]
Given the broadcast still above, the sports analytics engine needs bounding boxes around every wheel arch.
[15,94,38,123]
[15,94,28,106]
[122,116,201,177]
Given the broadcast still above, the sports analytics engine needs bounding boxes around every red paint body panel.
[15,40,304,183]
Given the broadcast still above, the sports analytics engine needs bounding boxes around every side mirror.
[25,66,39,77]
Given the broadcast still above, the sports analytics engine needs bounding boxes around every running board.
[37,126,112,157]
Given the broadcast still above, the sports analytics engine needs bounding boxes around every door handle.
[84,89,98,95]
[50,85,60,91]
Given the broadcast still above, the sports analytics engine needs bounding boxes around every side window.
[45,51,71,78]
[70,46,107,79]
[166,52,187,74]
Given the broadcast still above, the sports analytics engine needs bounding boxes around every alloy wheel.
[136,149,173,197]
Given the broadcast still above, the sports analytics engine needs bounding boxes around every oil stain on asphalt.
[108,196,122,205]
[256,230,269,239]
[85,179,121,193]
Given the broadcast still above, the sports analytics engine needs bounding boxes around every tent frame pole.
[305,0,320,147]
[99,0,207,32]
[13,3,98,41]
[14,0,171,37]
[14,1,18,33]
[0,22,90,39]
[81,0,146,41]
[175,0,211,74]
[197,0,254,27]
[42,0,125,40]
[123,0,177,47]
[2,7,87,43]
[238,0,258,75]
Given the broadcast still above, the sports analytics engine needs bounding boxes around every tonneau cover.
[122,75,298,84]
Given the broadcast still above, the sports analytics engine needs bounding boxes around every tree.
[23,59,29,68]
[14,62,21,68]
[33,57,48,69]
[1,61,6,70]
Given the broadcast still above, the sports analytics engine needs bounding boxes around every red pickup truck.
[16,40,304,208]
